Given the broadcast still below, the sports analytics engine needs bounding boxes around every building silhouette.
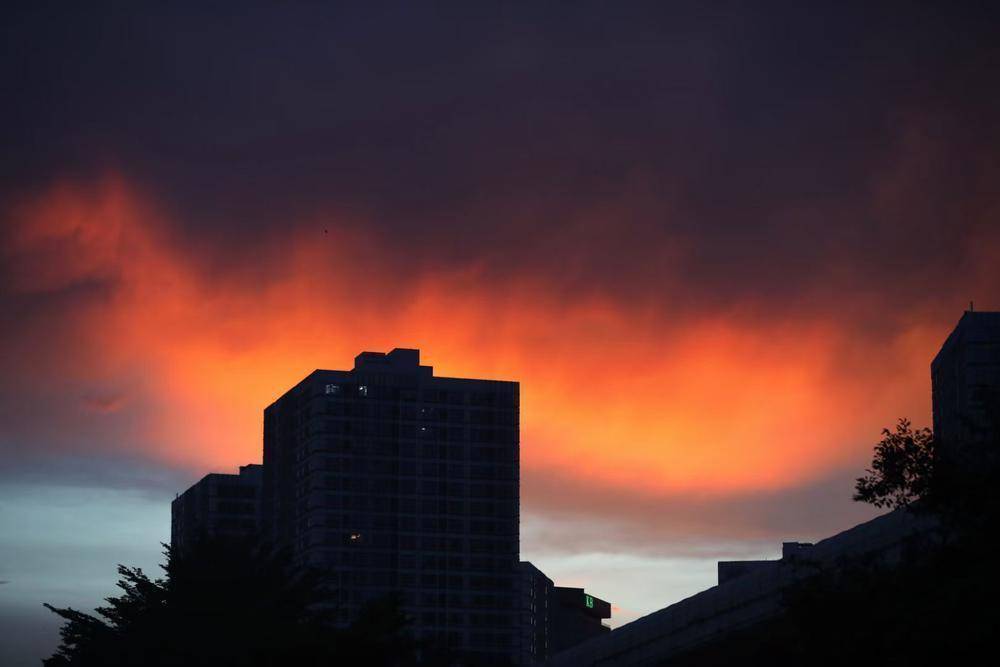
[171,348,612,664]
[549,586,611,655]
[931,310,1000,463]
[170,464,263,553]
[548,509,937,666]
[262,349,521,664]
[519,563,610,664]
[520,562,551,664]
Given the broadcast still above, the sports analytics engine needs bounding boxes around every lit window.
[585,594,594,609]
[358,385,368,397]
[325,384,340,395]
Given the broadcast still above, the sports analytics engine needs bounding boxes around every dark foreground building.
[262,349,520,664]
[170,464,263,553]
[931,309,1000,463]
[549,508,937,666]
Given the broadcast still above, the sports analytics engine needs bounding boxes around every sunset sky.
[2,2,1000,663]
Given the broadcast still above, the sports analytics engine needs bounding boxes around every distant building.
[519,562,611,664]
[520,562,552,664]
[262,349,520,664]
[550,586,611,655]
[171,464,263,553]
[931,310,1000,463]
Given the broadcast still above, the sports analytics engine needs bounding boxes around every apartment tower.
[262,349,520,664]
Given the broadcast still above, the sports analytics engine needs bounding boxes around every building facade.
[519,563,610,664]
[519,562,552,664]
[170,464,263,553]
[931,310,1000,464]
[262,349,520,664]
[549,586,611,655]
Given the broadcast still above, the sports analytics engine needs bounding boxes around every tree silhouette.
[853,418,935,509]
[44,539,422,666]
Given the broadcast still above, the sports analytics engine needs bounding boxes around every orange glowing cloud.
[1,177,958,501]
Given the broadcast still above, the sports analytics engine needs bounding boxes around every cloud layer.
[2,12,1000,656]
[0,172,987,544]
[4,8,1000,663]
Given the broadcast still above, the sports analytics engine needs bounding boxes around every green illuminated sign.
[585,594,594,609]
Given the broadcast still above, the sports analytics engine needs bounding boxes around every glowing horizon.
[3,177,953,504]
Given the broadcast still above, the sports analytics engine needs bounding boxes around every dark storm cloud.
[3,2,999,319]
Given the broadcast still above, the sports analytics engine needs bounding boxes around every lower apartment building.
[170,464,263,553]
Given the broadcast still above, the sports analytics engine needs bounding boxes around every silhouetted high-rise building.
[262,349,520,664]
[171,464,263,553]
[931,310,1000,462]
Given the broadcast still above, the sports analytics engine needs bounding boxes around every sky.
[2,2,1000,663]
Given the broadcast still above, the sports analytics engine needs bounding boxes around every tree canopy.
[853,418,935,510]
[44,539,421,666]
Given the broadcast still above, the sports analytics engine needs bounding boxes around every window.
[324,384,341,395]
[358,385,368,397]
